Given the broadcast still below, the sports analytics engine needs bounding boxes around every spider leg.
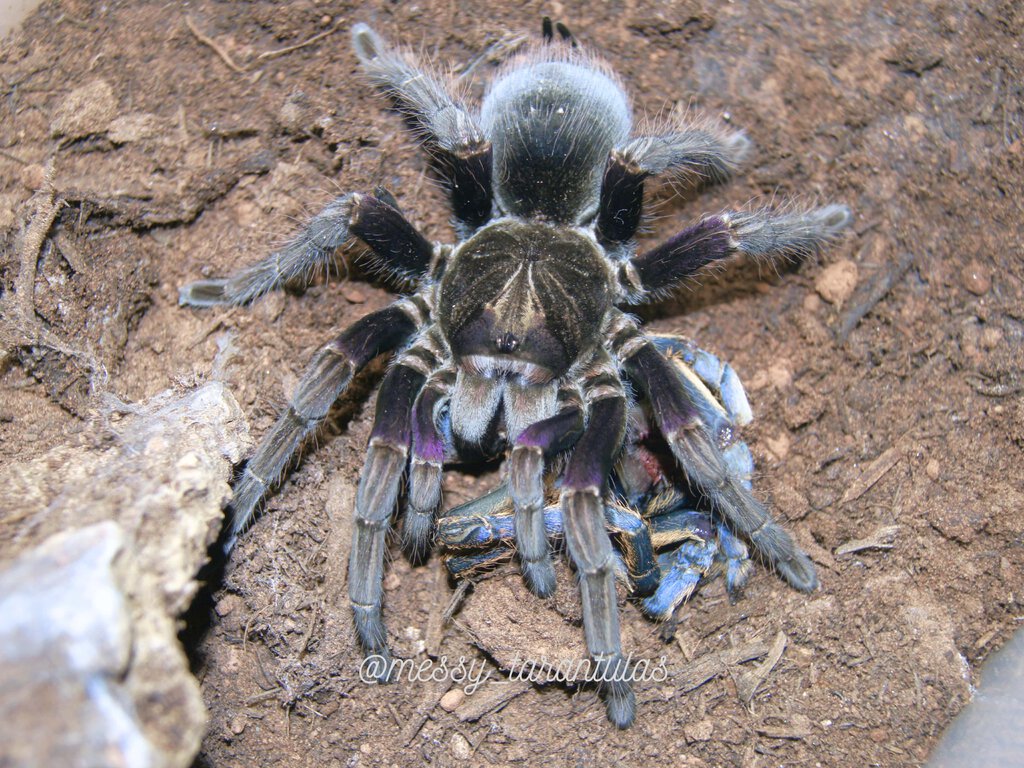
[349,361,428,672]
[613,317,817,592]
[650,334,753,427]
[435,486,657,594]
[603,500,659,597]
[617,204,853,298]
[641,535,718,620]
[179,189,433,306]
[352,24,493,230]
[509,384,585,597]
[223,299,426,550]
[405,367,456,560]
[597,118,751,243]
[561,367,635,728]
[715,522,754,598]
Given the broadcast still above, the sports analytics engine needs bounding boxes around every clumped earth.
[1,0,1022,766]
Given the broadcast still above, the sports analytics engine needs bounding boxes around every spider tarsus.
[179,278,230,307]
[596,656,636,729]
[400,510,435,564]
[775,550,819,593]
[521,558,557,598]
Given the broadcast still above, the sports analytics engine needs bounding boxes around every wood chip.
[672,640,770,694]
[736,631,787,704]
[454,679,532,722]
[835,525,900,556]
[840,447,901,505]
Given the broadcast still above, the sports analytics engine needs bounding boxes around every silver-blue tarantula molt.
[180,20,852,728]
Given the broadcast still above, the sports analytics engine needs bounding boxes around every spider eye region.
[440,220,610,382]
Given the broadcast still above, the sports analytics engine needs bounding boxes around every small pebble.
[767,360,793,390]
[802,292,823,312]
[765,431,791,461]
[925,459,940,480]
[961,260,991,295]
[439,689,466,712]
[450,733,472,760]
[215,593,243,617]
[320,14,333,25]
[684,719,714,742]
[980,327,1003,350]
[20,163,46,191]
[382,572,401,591]
[815,259,859,307]
[343,286,367,303]
[228,716,247,735]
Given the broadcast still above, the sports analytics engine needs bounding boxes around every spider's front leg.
[224,302,423,550]
[508,383,585,597]
[561,365,636,728]
[349,357,428,671]
[178,183,436,548]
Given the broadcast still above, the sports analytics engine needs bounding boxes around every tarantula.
[180,21,851,727]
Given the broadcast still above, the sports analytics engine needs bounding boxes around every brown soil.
[2,1,1022,766]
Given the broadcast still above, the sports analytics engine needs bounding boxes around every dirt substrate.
[1,1,1022,766]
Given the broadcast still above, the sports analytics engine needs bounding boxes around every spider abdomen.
[481,56,631,223]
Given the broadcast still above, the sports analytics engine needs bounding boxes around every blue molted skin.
[648,508,714,542]
[719,363,753,426]
[445,548,512,577]
[604,504,659,595]
[723,442,755,490]
[436,506,563,548]
[642,539,717,619]
[650,335,754,429]
[716,524,753,595]
[436,334,760,618]
[605,503,646,534]
[691,348,724,388]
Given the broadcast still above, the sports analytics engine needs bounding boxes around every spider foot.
[595,655,636,729]
[521,558,557,599]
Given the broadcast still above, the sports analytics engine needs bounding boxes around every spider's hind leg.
[351,24,493,231]
[179,190,433,307]
[597,117,751,244]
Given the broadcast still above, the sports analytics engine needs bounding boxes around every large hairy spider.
[180,21,851,727]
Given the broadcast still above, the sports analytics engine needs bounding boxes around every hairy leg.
[351,24,493,230]
[618,204,852,299]
[508,385,584,597]
[597,115,750,243]
[612,316,817,592]
[222,299,425,550]
[561,386,635,728]
[180,190,433,306]
[349,362,427,671]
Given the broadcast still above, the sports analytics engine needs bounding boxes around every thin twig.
[0,148,27,165]
[837,251,915,343]
[258,22,341,61]
[16,163,57,321]
[185,15,247,74]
